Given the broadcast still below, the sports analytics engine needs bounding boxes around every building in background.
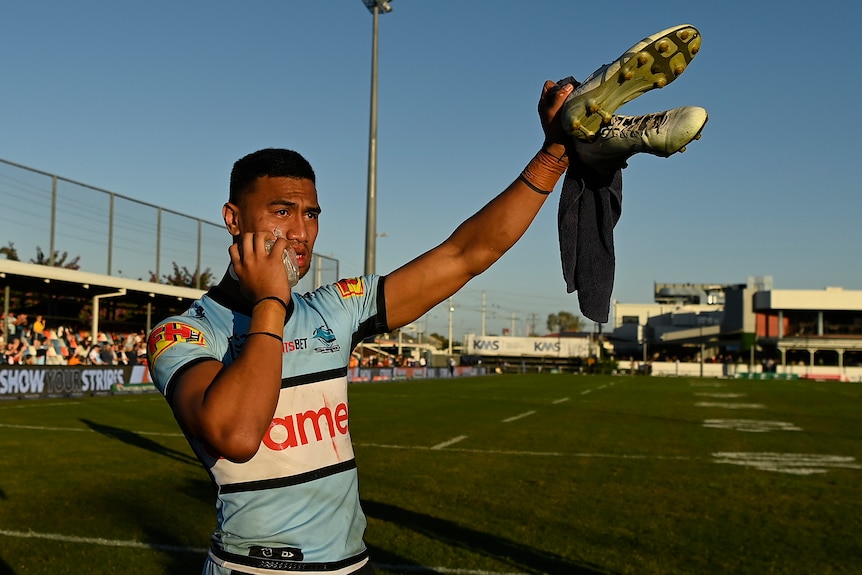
[609,276,862,380]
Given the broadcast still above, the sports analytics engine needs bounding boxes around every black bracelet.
[246,331,283,343]
[540,148,568,162]
[517,174,553,195]
[253,296,290,315]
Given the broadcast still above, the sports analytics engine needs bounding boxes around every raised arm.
[384,80,573,330]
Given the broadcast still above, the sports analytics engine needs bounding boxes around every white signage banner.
[464,335,591,358]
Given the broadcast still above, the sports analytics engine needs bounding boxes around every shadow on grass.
[140,526,208,575]
[0,556,15,575]
[362,499,617,575]
[80,419,199,465]
[78,419,216,572]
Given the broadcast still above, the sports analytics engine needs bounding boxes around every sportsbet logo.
[148,322,207,362]
[335,277,364,299]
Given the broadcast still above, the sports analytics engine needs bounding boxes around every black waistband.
[211,544,369,572]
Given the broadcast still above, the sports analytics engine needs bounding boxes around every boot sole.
[563,25,702,141]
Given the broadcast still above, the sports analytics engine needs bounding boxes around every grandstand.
[0,156,339,338]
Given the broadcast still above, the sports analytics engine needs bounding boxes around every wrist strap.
[517,174,553,195]
[253,296,289,316]
[518,149,569,194]
[246,331,283,342]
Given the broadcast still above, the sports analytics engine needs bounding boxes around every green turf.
[1,374,860,574]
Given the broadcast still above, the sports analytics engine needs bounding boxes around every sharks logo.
[312,325,340,353]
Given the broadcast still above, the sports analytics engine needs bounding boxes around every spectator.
[15,314,29,340]
[88,345,105,365]
[4,338,24,365]
[117,344,130,366]
[99,343,117,365]
[32,315,46,338]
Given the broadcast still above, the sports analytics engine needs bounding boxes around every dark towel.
[551,77,624,324]
[558,164,622,324]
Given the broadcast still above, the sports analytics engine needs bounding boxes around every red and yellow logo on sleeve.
[336,277,365,299]
[148,322,208,363]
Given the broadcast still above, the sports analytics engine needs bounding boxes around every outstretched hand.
[538,80,574,159]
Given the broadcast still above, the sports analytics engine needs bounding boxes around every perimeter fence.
[0,158,338,291]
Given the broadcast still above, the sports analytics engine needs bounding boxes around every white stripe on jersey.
[212,375,354,486]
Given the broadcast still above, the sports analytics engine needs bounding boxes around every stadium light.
[362,0,392,13]
[360,0,393,275]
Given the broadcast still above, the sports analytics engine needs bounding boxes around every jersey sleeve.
[305,275,388,346]
[146,315,220,399]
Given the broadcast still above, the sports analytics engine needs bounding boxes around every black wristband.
[253,296,289,315]
[246,331,283,343]
[517,174,553,195]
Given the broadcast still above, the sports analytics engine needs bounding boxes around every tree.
[546,311,584,333]
[0,242,19,261]
[428,332,460,352]
[150,262,215,289]
[0,242,81,269]
[31,246,81,270]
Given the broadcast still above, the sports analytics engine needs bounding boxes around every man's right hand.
[228,232,292,303]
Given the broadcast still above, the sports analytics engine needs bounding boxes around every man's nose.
[285,220,307,242]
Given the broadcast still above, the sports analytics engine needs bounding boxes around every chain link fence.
[0,158,338,290]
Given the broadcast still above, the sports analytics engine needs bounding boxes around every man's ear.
[223,202,241,236]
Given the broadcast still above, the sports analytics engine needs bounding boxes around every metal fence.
[0,158,338,291]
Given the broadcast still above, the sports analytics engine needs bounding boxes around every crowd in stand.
[0,312,148,366]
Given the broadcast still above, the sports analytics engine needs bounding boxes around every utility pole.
[360,0,393,275]
[481,290,486,336]
[447,297,454,355]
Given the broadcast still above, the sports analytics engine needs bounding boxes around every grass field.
[1,373,861,574]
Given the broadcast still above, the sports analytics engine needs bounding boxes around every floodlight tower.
[361,0,393,275]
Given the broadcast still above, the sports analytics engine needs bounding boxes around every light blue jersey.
[148,275,387,575]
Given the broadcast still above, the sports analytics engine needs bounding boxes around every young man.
[148,24,705,575]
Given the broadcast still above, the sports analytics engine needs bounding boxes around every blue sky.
[3,1,861,338]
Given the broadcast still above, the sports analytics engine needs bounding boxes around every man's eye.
[276,209,289,217]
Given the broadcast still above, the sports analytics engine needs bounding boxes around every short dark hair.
[229,148,316,204]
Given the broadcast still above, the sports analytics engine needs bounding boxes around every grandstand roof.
[1,258,205,335]
[0,258,204,303]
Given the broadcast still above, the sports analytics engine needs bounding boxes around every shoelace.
[603,112,670,138]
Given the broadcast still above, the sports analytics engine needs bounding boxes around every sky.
[3,0,861,339]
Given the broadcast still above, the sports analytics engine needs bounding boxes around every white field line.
[694,393,746,398]
[355,442,689,459]
[0,401,84,409]
[0,528,206,553]
[356,442,862,474]
[0,422,184,437]
[502,411,535,423]
[0,530,527,575]
[551,397,569,404]
[695,402,765,409]
[8,415,855,473]
[703,419,802,433]
[431,435,468,450]
[580,389,592,395]
[713,452,862,475]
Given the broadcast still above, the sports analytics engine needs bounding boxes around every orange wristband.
[519,149,569,194]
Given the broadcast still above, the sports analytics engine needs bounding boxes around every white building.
[610,277,862,381]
